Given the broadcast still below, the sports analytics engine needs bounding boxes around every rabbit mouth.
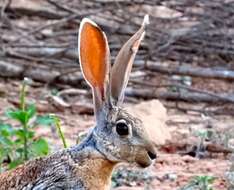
[137,159,152,168]
[135,154,153,168]
[135,149,157,168]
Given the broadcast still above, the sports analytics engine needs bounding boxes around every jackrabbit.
[0,15,157,190]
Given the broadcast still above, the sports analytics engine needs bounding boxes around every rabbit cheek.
[118,144,135,162]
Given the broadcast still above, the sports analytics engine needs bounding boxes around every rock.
[126,100,171,146]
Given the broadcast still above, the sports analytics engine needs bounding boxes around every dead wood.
[0,0,234,109]
[0,1,66,19]
[4,48,234,81]
[0,61,83,86]
[142,62,234,81]
[1,59,234,104]
[125,88,234,103]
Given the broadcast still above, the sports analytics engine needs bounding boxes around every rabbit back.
[0,149,113,190]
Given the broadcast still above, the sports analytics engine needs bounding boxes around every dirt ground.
[0,78,232,190]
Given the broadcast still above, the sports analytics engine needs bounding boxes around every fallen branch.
[0,60,83,85]
[139,61,234,81]
[0,0,66,19]
[125,88,234,103]
[1,60,234,104]
[131,79,234,103]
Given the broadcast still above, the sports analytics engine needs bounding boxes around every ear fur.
[110,15,149,105]
[78,15,149,119]
[78,18,110,119]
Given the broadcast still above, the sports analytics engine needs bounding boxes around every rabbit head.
[78,15,156,168]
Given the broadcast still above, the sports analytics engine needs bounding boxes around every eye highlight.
[116,119,129,136]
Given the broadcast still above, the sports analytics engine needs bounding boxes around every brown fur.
[0,158,47,189]
[0,146,116,190]
[75,158,116,190]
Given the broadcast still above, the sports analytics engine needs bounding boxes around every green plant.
[0,79,50,171]
[36,114,67,148]
[180,175,216,190]
[0,80,48,171]
[53,115,67,148]
[0,79,68,172]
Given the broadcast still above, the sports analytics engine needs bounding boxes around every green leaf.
[5,109,28,125]
[14,129,25,141]
[5,105,35,126]
[8,159,23,169]
[0,123,14,136]
[26,104,36,120]
[30,138,49,156]
[0,148,9,160]
[28,130,35,139]
[15,129,35,142]
[16,147,24,154]
[35,115,55,126]
[0,136,13,146]
[206,176,215,183]
[5,109,20,120]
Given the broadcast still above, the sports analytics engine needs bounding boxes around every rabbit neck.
[68,132,117,190]
[74,157,116,190]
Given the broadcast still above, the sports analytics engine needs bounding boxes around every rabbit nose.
[147,151,157,160]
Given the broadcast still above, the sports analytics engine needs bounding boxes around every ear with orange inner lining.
[78,18,110,118]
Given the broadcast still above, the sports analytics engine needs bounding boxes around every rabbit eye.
[116,119,129,136]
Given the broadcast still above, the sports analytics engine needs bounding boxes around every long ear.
[78,18,110,119]
[110,15,149,105]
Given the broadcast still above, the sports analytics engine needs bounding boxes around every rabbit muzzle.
[135,144,157,168]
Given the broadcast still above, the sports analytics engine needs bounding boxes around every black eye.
[116,120,129,136]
